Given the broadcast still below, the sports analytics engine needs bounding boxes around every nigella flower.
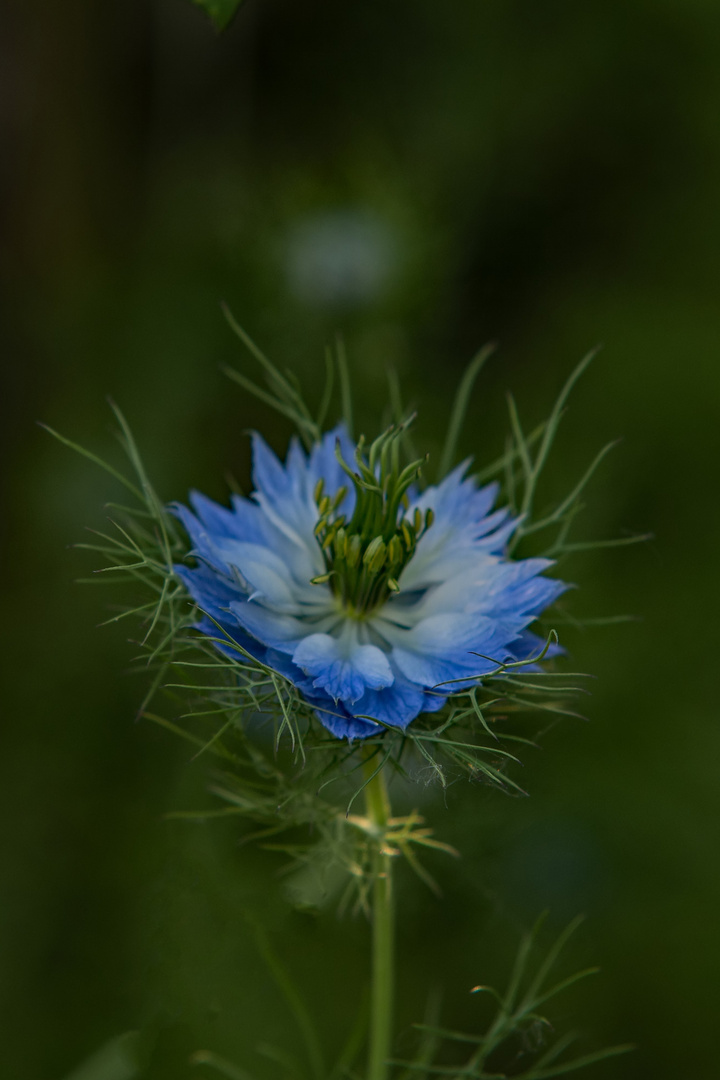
[171,425,567,740]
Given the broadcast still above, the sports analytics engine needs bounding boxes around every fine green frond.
[43,415,192,717]
[504,350,599,557]
[519,440,621,541]
[327,990,369,1080]
[392,916,632,1079]
[474,422,546,486]
[317,348,336,432]
[521,1043,635,1078]
[250,920,326,1080]
[548,533,653,557]
[222,363,320,447]
[336,334,354,440]
[438,343,496,480]
[519,348,599,522]
[40,423,144,503]
[221,303,321,448]
[387,366,420,464]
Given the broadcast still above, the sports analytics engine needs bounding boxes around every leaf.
[249,920,326,1080]
[525,1043,635,1078]
[438,343,495,479]
[190,0,244,31]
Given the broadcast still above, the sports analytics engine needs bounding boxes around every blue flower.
[171,425,567,740]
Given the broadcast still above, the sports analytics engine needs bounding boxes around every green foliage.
[466,349,651,565]
[190,0,244,33]
[393,917,633,1080]
[190,918,633,1080]
[437,343,496,481]
[222,305,326,449]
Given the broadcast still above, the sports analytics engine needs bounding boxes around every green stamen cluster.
[311,423,434,615]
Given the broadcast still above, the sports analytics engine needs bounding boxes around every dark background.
[1,1,718,1077]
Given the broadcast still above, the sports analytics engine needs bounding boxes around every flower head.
[172,424,567,740]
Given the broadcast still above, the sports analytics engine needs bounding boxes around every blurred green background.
[2,1,718,1077]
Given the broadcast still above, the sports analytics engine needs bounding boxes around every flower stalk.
[363,754,395,1080]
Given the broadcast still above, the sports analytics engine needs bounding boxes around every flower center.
[310,422,434,616]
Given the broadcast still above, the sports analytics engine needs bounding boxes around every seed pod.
[424,507,435,531]
[313,478,325,504]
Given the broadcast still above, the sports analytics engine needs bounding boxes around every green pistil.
[310,422,434,615]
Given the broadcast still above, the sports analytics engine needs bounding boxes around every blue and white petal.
[293,628,394,704]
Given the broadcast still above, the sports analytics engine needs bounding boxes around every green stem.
[363,755,395,1080]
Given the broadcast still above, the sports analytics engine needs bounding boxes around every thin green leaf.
[250,923,326,1080]
[506,392,533,489]
[550,533,652,555]
[520,915,585,1011]
[439,343,495,479]
[317,347,335,431]
[526,1044,634,1079]
[39,424,144,503]
[519,348,599,523]
[336,335,353,440]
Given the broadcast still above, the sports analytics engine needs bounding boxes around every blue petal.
[349,671,426,729]
[189,490,266,545]
[293,633,394,704]
[251,432,298,504]
[310,696,382,740]
[214,540,306,609]
[173,563,242,619]
[229,598,310,652]
[193,612,266,662]
[263,647,324,696]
